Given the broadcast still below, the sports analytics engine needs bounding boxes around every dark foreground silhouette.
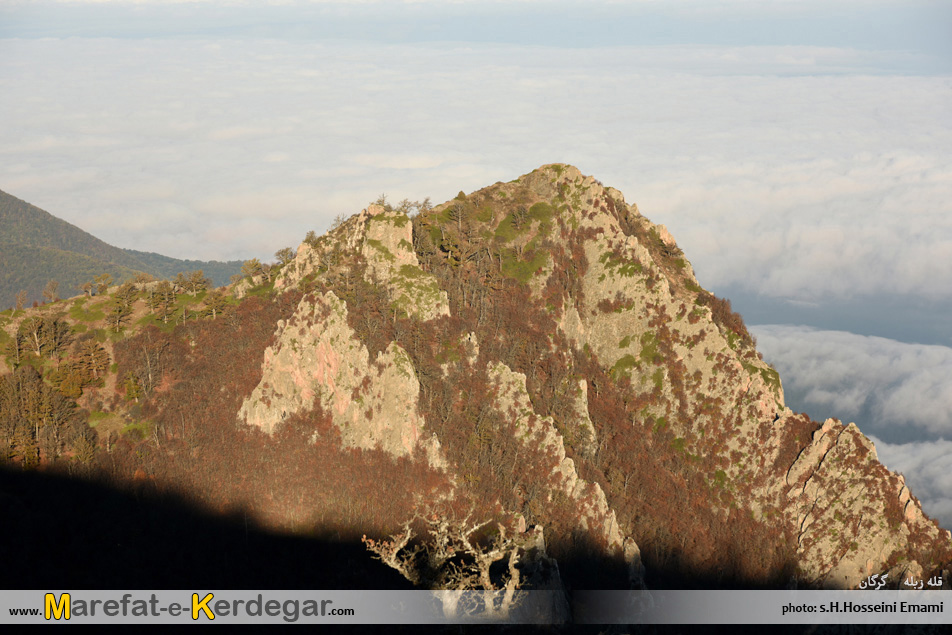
[1,466,945,634]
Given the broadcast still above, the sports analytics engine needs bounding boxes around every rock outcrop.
[451,164,947,587]
[10,163,947,598]
[276,204,449,321]
[780,418,950,588]
[238,290,441,462]
[242,163,948,590]
[489,361,624,550]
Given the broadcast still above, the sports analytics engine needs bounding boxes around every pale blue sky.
[1,0,950,70]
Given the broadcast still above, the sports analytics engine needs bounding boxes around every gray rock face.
[238,290,443,464]
[488,361,626,551]
[479,164,949,588]
[239,163,948,591]
[777,418,948,589]
[276,205,449,321]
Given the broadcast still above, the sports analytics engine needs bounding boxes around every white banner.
[1,589,948,625]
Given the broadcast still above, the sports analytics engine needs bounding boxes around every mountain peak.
[3,167,949,593]
[257,164,950,588]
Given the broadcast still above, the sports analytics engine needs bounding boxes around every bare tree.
[4,329,26,366]
[147,280,177,324]
[133,271,156,284]
[186,270,209,294]
[372,193,390,210]
[43,280,59,304]
[363,507,526,619]
[94,273,113,295]
[274,247,295,267]
[241,258,263,281]
[204,289,228,320]
[15,290,27,311]
[18,316,46,356]
[330,213,348,230]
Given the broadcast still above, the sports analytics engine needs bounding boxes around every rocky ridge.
[237,164,950,589]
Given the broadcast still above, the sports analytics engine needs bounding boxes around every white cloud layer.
[1,37,949,297]
[751,325,952,440]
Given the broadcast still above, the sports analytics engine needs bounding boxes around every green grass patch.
[175,291,207,308]
[651,368,664,391]
[494,213,525,242]
[69,300,106,323]
[386,213,409,228]
[528,202,555,223]
[760,366,782,393]
[501,250,548,284]
[397,264,426,279]
[599,251,643,278]
[741,361,782,396]
[136,313,177,333]
[137,313,160,327]
[246,279,277,299]
[610,354,638,381]
[435,206,454,224]
[713,469,728,488]
[87,410,110,427]
[727,332,740,351]
[121,420,151,440]
[639,331,662,365]
[365,238,396,262]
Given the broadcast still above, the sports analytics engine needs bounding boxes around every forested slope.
[0,188,242,306]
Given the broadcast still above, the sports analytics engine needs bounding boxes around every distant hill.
[121,248,243,289]
[0,189,243,307]
[0,242,146,303]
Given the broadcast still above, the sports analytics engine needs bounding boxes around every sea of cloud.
[1,38,950,309]
[752,325,952,439]
[752,324,952,529]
